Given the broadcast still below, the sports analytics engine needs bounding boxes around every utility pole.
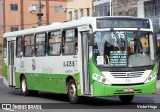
[20,0,24,30]
[46,0,49,25]
[37,0,43,26]
[110,0,112,16]
[153,0,156,16]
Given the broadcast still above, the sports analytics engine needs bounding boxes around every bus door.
[8,41,16,87]
[81,32,90,94]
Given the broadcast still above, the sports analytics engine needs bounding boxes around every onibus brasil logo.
[2,104,42,111]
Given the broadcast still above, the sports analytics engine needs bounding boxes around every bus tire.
[119,95,134,103]
[68,79,80,104]
[20,76,30,96]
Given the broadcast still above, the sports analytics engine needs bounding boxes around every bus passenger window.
[16,36,23,57]
[35,33,46,56]
[63,29,78,55]
[24,35,34,57]
[48,31,61,55]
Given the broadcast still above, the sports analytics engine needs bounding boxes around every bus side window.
[63,29,78,55]
[35,33,46,56]
[24,35,34,57]
[48,31,61,55]
[16,36,23,57]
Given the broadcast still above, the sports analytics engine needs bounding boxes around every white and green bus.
[2,16,158,103]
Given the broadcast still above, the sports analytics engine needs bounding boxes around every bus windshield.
[93,31,155,67]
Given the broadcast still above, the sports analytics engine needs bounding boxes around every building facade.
[67,0,92,21]
[93,0,160,32]
[112,0,138,17]
[0,0,67,37]
[93,0,111,16]
[0,0,67,73]
[144,0,160,31]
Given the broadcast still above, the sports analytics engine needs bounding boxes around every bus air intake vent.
[114,89,142,95]
[111,71,144,78]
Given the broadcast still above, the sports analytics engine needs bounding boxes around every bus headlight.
[93,73,111,85]
[144,72,157,83]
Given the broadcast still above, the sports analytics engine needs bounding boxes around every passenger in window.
[31,47,35,56]
[105,41,115,54]
[134,39,142,54]
[75,42,78,53]
[20,51,23,58]
[62,37,65,54]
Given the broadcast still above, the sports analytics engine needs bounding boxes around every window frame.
[62,28,78,55]
[16,36,24,57]
[74,10,78,20]
[48,30,62,56]
[54,5,62,13]
[69,11,72,21]
[24,34,35,57]
[10,4,18,11]
[86,8,90,16]
[10,26,18,32]
[80,9,84,17]
[35,32,47,56]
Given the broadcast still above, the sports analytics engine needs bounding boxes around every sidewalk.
[0,74,2,78]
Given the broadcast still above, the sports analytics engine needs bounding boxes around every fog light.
[97,76,100,80]
[148,77,151,81]
[102,78,106,83]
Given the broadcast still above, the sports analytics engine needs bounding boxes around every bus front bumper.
[92,78,157,96]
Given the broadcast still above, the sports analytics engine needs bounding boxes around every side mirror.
[88,34,94,46]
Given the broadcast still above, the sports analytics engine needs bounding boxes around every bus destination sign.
[97,18,150,29]
[110,51,127,66]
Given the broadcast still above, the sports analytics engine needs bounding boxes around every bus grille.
[110,71,145,78]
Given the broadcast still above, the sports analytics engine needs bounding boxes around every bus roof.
[3,17,95,38]
[3,16,151,38]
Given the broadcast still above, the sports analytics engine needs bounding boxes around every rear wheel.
[21,76,29,96]
[68,79,80,104]
[119,95,134,103]
[20,76,38,96]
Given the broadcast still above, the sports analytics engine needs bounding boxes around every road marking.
[0,85,5,88]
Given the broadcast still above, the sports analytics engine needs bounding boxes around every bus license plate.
[124,88,134,92]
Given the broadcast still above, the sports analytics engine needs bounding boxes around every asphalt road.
[0,77,160,112]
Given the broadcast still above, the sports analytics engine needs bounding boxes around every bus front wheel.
[68,79,80,104]
[119,95,134,103]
